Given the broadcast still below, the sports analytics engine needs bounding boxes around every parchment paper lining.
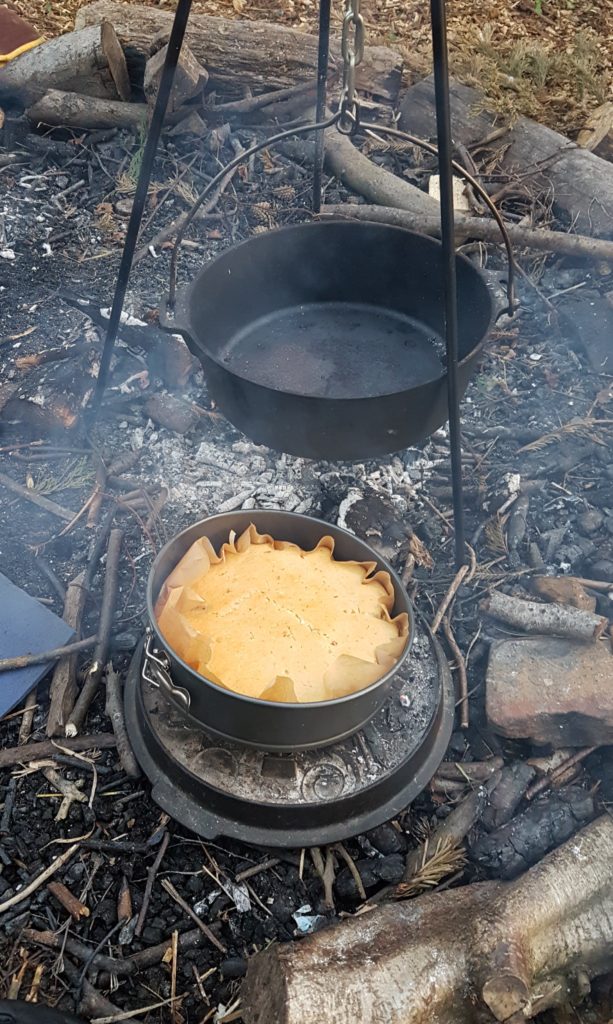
[155,524,409,703]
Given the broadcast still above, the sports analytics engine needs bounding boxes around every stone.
[144,393,199,434]
[531,576,597,613]
[577,509,604,535]
[487,637,613,745]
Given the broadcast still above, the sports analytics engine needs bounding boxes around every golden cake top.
[155,524,409,703]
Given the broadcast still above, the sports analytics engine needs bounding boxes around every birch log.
[243,816,613,1024]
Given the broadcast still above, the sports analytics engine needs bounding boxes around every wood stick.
[135,830,170,938]
[160,878,227,954]
[235,857,281,883]
[0,843,80,914]
[435,758,504,782]
[0,635,96,674]
[66,529,123,737]
[34,555,67,603]
[0,469,75,522]
[319,203,613,262]
[104,662,140,778]
[47,570,87,736]
[525,746,598,801]
[0,733,116,769]
[170,930,179,1024]
[24,929,130,975]
[48,881,90,920]
[483,590,608,641]
[443,615,469,729]
[17,690,38,745]
[125,927,208,971]
[333,843,367,902]
[431,565,469,634]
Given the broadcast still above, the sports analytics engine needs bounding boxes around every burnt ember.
[1,69,613,1024]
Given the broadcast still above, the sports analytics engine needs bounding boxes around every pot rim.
[147,509,415,711]
[169,221,494,401]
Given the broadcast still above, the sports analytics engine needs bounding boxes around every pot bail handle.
[358,121,518,317]
[165,112,342,317]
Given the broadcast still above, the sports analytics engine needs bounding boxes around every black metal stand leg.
[90,0,194,415]
[430,0,466,568]
[312,0,332,213]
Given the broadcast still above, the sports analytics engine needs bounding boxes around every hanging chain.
[339,0,364,133]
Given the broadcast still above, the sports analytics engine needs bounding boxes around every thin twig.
[0,470,75,522]
[0,636,97,673]
[17,690,38,744]
[0,734,116,769]
[235,856,280,883]
[160,878,227,954]
[431,565,469,634]
[134,147,244,262]
[170,930,179,1024]
[443,615,469,729]
[525,746,598,801]
[135,830,170,937]
[0,843,80,913]
[333,843,366,901]
[104,662,140,778]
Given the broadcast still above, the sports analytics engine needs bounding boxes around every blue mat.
[0,572,74,717]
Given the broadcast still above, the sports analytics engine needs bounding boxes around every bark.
[27,89,146,130]
[243,815,613,1024]
[75,0,403,102]
[320,203,613,261]
[399,76,613,240]
[483,590,608,641]
[0,23,129,105]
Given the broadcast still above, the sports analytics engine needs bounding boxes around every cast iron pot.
[162,221,494,460]
[146,510,414,751]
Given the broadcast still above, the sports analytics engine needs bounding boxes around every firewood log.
[399,76,613,240]
[27,89,145,130]
[75,0,403,103]
[243,815,613,1024]
[0,23,130,105]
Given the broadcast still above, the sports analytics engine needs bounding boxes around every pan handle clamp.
[143,629,191,710]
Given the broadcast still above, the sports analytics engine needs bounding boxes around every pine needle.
[484,515,508,555]
[393,838,466,900]
[517,417,610,453]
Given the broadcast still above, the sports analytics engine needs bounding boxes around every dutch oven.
[162,221,494,460]
[146,509,414,751]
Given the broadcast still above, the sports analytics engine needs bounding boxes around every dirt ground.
[13,0,613,137]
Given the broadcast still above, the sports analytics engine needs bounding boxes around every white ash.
[137,423,441,533]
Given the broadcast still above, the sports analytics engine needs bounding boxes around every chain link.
[339,0,364,132]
